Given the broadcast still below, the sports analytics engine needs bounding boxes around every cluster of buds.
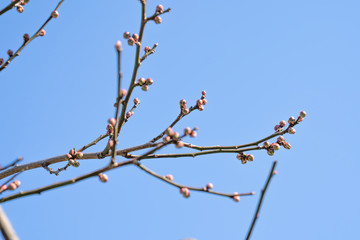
[137,77,153,91]
[197,90,207,111]
[66,149,82,167]
[232,192,240,202]
[14,0,29,13]
[274,111,306,134]
[179,99,189,115]
[98,173,108,183]
[275,136,292,150]
[183,127,197,137]
[123,32,140,46]
[163,127,183,148]
[236,152,254,164]
[263,136,291,156]
[106,118,117,135]
[180,187,190,198]
[0,180,21,192]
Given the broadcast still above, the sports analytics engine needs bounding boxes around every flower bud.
[300,111,306,118]
[241,158,247,164]
[51,10,59,18]
[233,193,240,202]
[165,174,174,181]
[173,132,180,139]
[184,127,191,135]
[8,183,17,190]
[179,99,187,107]
[108,140,114,148]
[108,118,116,126]
[106,124,114,134]
[198,105,204,111]
[141,85,149,91]
[69,159,80,167]
[180,187,190,198]
[120,88,127,98]
[163,136,171,143]
[202,90,206,97]
[196,99,202,107]
[138,77,145,85]
[75,152,83,158]
[144,46,151,53]
[176,141,184,148]
[271,143,280,151]
[236,153,243,160]
[154,16,162,24]
[288,116,296,125]
[288,127,296,134]
[267,148,275,156]
[69,149,75,156]
[115,40,122,51]
[14,180,21,187]
[145,78,153,85]
[206,183,213,190]
[17,5,24,13]
[190,131,197,138]
[166,127,174,136]
[0,185,7,191]
[202,99,208,105]
[182,108,189,115]
[39,29,46,37]
[273,170,278,175]
[126,111,133,118]
[274,125,280,131]
[156,4,164,13]
[279,120,286,127]
[297,117,304,122]
[23,33,30,42]
[99,173,108,183]
[277,136,285,144]
[7,49,13,57]
[246,154,254,161]
[132,33,139,42]
[123,32,131,39]
[66,153,72,159]
[134,98,140,105]
[127,37,135,46]
[283,142,292,149]
[263,141,271,148]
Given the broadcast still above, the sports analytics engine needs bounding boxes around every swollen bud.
[39,29,46,37]
[165,174,174,181]
[233,193,240,202]
[288,116,296,125]
[17,6,24,13]
[300,111,306,118]
[144,46,151,53]
[123,32,131,39]
[154,16,162,24]
[128,38,135,46]
[51,10,59,18]
[176,141,184,148]
[145,78,153,85]
[279,120,286,127]
[184,127,191,135]
[7,49,13,57]
[23,33,30,42]
[156,4,164,13]
[288,127,296,134]
[115,40,122,51]
[132,33,139,42]
[99,173,109,183]
[134,98,140,105]
[206,183,214,190]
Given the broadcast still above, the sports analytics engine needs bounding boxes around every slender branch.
[0,206,19,240]
[78,133,108,153]
[140,43,158,62]
[0,0,65,72]
[145,8,171,22]
[0,0,20,16]
[0,157,23,172]
[136,163,254,199]
[246,161,277,240]
[126,146,262,160]
[42,162,70,176]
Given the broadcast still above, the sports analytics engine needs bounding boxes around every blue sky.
[0,0,359,239]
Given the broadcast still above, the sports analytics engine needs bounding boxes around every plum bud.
[138,77,145,85]
[283,142,292,150]
[7,49,13,57]
[190,131,197,138]
[176,141,184,148]
[263,141,271,148]
[8,183,17,190]
[134,98,140,105]
[145,78,153,85]
[132,33,139,42]
[202,99,208,105]
[115,40,122,51]
[123,32,131,39]
[154,16,162,24]
[144,46,151,53]
[277,136,285,144]
[300,111,306,118]
[126,111,133,118]
[127,37,135,46]
[297,117,304,122]
[173,132,180,139]
[202,90,206,97]
[141,85,149,91]
[69,149,75,156]
[179,99,187,107]
[17,5,24,13]
[23,33,30,42]
[0,185,7,191]
[163,136,171,143]
[69,159,79,167]
[267,148,275,156]
[233,193,240,202]
[198,105,204,111]
[14,180,21,187]
[272,143,280,151]
[241,159,247,164]
[108,140,114,148]
[39,29,46,37]
[288,116,296,125]
[274,125,280,131]
[156,4,164,13]
[99,173,109,183]
[108,118,116,126]
[166,127,174,136]
[120,88,127,98]
[75,152,83,158]
[165,174,174,181]
[51,10,59,18]
[279,120,286,127]
[273,170,278,175]
[66,153,72,159]
[180,187,190,198]
[106,124,114,134]
[206,183,214,190]
[236,153,243,160]
[182,108,189,115]
[246,154,254,161]
[288,127,296,134]
[184,127,191,135]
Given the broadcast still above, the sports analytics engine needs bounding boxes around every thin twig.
[0,0,65,72]
[0,157,23,172]
[246,161,277,240]
[0,0,21,16]
[136,163,254,199]
[78,133,108,153]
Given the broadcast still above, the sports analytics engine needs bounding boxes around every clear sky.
[0,0,359,239]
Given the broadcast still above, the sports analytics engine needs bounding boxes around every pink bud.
[166,127,174,136]
[138,77,145,85]
[202,99,208,105]
[271,143,280,151]
[198,105,204,111]
[173,132,180,139]
[141,85,149,91]
[288,116,296,125]
[8,183,17,190]
[132,33,139,42]
[277,136,285,144]
[126,111,132,118]
[134,98,140,105]
[115,40,122,51]
[156,4,164,13]
[51,10,59,18]
[246,154,254,161]
[106,124,114,134]
[163,136,171,143]
[273,170,278,175]
[263,141,271,148]
[202,90,206,97]
[0,185,7,191]
[274,125,280,131]
[288,127,296,134]
[144,46,151,53]
[297,117,304,122]
[69,149,75,155]
[145,78,153,85]
[69,159,79,167]
[108,140,114,147]
[206,183,214,190]
[120,88,127,98]
[39,29,46,37]
[279,120,286,127]
[176,141,184,148]
[184,127,191,135]
[127,38,135,46]
[283,142,292,150]
[179,99,187,107]
[23,33,30,42]
[123,32,131,39]
[236,153,243,160]
[165,174,174,181]
[17,5,24,13]
[182,108,189,115]
[14,180,21,187]
[180,187,190,198]
[66,153,72,159]
[154,16,162,24]
[190,131,197,138]
[267,148,275,156]
[99,173,108,183]
[233,193,240,202]
[241,158,247,164]
[300,111,306,118]
[75,152,83,158]
[108,118,116,126]
[7,49,13,57]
